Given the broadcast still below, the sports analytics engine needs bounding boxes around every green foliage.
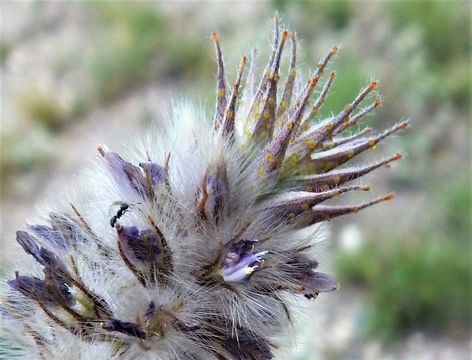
[0,41,11,65]
[388,0,471,109]
[0,129,54,198]
[89,3,166,102]
[19,90,68,131]
[388,1,470,67]
[273,0,353,31]
[337,180,472,341]
[88,2,208,103]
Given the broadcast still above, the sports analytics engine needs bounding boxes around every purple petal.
[139,161,165,187]
[29,224,68,250]
[117,226,161,264]
[305,271,338,293]
[8,275,57,306]
[98,146,149,199]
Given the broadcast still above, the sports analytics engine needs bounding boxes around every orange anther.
[211,32,220,42]
[383,193,394,201]
[97,145,105,156]
[281,30,289,40]
[331,46,338,54]
[370,81,378,90]
[374,98,382,107]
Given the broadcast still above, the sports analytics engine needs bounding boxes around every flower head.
[1,17,406,359]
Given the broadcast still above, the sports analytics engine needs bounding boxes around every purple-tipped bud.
[38,248,71,282]
[16,231,42,263]
[29,224,68,250]
[8,275,59,306]
[103,319,147,339]
[48,213,89,247]
[98,146,150,199]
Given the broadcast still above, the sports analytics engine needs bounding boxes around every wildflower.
[1,17,407,359]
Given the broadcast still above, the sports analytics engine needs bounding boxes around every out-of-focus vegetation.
[89,2,208,103]
[1,2,212,200]
[272,0,471,351]
[337,178,471,341]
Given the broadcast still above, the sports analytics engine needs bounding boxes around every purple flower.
[222,240,268,282]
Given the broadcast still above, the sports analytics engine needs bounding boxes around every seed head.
[1,17,406,359]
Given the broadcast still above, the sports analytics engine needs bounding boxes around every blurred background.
[0,1,470,359]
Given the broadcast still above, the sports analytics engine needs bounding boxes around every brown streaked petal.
[246,16,281,132]
[307,120,408,173]
[307,193,394,225]
[321,127,372,150]
[211,32,228,129]
[277,32,297,119]
[334,97,382,135]
[222,56,247,138]
[196,162,229,224]
[298,71,336,134]
[252,30,289,142]
[256,77,318,188]
[262,185,369,220]
[292,153,403,191]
